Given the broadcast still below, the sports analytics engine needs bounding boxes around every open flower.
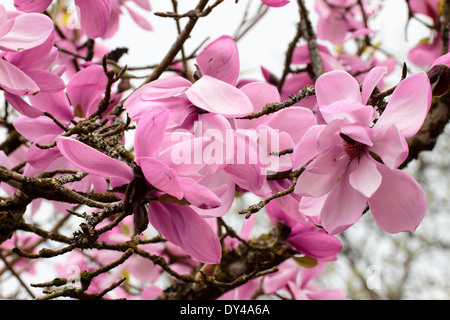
[0,4,54,95]
[292,67,432,234]
[56,106,223,264]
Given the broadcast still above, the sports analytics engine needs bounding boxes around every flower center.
[340,133,367,159]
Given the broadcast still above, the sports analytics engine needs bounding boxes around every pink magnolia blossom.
[124,35,271,197]
[55,106,223,264]
[407,0,443,67]
[292,67,431,234]
[315,0,380,45]
[0,4,54,95]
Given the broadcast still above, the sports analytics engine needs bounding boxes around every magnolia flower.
[315,0,380,45]
[0,4,54,95]
[407,0,443,67]
[292,67,432,234]
[124,35,271,197]
[55,106,223,264]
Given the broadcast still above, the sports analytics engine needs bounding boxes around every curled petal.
[320,100,374,126]
[370,125,408,169]
[148,202,222,264]
[4,92,42,118]
[137,157,184,200]
[196,35,239,85]
[0,58,39,95]
[185,75,253,118]
[56,137,133,183]
[288,224,342,261]
[178,176,222,210]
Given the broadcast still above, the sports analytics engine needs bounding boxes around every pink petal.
[369,125,408,169]
[320,100,374,126]
[0,13,53,51]
[348,154,382,198]
[196,35,240,85]
[185,75,253,118]
[74,0,111,38]
[26,136,65,171]
[234,81,280,129]
[141,286,163,300]
[430,51,450,69]
[139,77,192,100]
[13,115,64,142]
[178,176,222,209]
[66,65,107,116]
[125,5,153,31]
[316,8,349,44]
[29,91,73,123]
[4,92,42,118]
[361,66,387,105]
[294,166,340,198]
[374,72,432,138]
[23,69,65,93]
[223,130,265,192]
[408,36,441,68]
[265,107,317,144]
[56,137,133,183]
[0,58,39,95]
[148,202,222,263]
[368,163,427,233]
[133,0,152,11]
[191,170,235,218]
[409,0,440,17]
[261,0,290,7]
[292,125,325,170]
[134,107,169,159]
[320,166,368,234]
[339,123,374,146]
[14,0,53,13]
[315,70,362,107]
[288,225,342,261]
[137,156,184,200]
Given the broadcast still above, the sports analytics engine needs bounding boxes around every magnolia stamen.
[340,133,367,159]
